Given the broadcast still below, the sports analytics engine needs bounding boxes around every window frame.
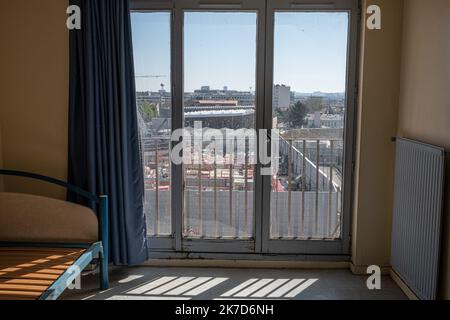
[130,0,360,259]
[261,0,360,255]
[130,8,174,251]
[175,0,265,254]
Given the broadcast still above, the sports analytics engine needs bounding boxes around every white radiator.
[391,138,446,300]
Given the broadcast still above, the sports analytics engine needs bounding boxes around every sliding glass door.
[131,0,359,257]
[131,11,173,249]
[183,11,257,240]
[261,0,358,255]
[177,0,265,253]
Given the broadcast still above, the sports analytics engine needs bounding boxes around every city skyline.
[132,12,349,94]
[135,84,346,95]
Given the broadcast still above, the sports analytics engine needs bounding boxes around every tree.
[283,101,308,129]
[139,101,157,122]
[304,96,324,113]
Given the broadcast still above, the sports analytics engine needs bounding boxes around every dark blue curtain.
[68,0,148,265]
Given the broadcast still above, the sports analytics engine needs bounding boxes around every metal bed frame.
[0,169,109,300]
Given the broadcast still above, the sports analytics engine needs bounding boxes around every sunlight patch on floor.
[104,275,318,300]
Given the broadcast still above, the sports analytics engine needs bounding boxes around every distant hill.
[294,92,345,99]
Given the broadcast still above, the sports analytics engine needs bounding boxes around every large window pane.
[271,12,349,240]
[183,12,257,239]
[132,12,172,236]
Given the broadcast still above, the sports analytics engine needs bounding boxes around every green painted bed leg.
[99,195,109,290]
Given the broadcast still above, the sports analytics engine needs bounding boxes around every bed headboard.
[0,170,108,254]
[0,192,98,244]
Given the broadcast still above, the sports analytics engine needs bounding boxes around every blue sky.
[131,11,349,93]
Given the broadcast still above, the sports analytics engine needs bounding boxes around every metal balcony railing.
[273,135,343,240]
[141,132,343,241]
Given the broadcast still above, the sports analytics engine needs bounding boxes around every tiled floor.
[62,267,407,300]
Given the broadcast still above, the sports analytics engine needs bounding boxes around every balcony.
[141,128,343,241]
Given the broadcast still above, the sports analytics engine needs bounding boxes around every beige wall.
[397,0,450,299]
[352,0,404,270]
[0,123,3,191]
[0,0,69,199]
